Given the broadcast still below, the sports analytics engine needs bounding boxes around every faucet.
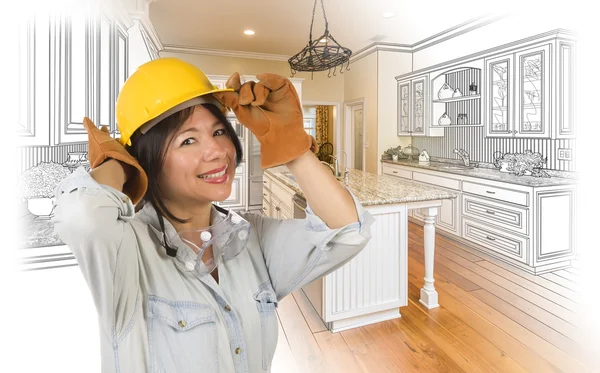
[321,155,349,181]
[453,148,470,167]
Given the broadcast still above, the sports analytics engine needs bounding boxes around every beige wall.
[327,106,335,150]
[344,53,378,173]
[159,52,344,102]
[377,50,413,173]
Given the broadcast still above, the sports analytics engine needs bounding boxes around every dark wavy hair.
[128,104,243,255]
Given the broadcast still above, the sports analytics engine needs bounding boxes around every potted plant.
[383,146,402,161]
[17,162,72,219]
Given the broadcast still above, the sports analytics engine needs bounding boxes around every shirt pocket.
[253,283,279,372]
[147,295,219,373]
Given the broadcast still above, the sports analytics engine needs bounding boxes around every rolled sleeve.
[52,167,140,341]
[243,188,374,301]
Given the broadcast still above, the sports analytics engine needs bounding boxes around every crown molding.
[162,45,291,61]
[128,11,164,51]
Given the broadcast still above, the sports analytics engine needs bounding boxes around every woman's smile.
[198,164,229,184]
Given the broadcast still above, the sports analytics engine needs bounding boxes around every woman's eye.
[181,138,196,146]
[214,129,226,137]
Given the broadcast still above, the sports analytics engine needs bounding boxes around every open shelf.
[433,94,481,104]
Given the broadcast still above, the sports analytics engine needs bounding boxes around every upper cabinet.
[396,30,575,141]
[15,7,131,145]
[397,74,443,137]
[484,36,576,139]
[430,61,483,129]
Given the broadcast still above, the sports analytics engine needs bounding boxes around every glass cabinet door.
[486,54,513,137]
[397,82,410,135]
[515,44,550,138]
[412,77,426,135]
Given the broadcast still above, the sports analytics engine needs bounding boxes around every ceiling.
[148,0,492,57]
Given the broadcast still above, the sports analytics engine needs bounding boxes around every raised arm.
[285,151,358,228]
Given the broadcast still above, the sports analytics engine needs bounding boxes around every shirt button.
[200,231,212,241]
[224,305,231,312]
[185,261,195,271]
[121,195,129,203]
[178,320,187,328]
[231,215,241,224]
[237,230,248,240]
[234,347,241,355]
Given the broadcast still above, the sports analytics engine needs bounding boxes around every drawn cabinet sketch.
[15,14,51,146]
[484,37,576,139]
[430,62,483,128]
[515,43,551,138]
[485,53,513,137]
[397,74,443,137]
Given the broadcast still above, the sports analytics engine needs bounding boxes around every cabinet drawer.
[412,171,461,190]
[262,187,271,203]
[270,181,294,211]
[262,175,272,190]
[262,198,271,216]
[462,181,529,206]
[462,217,529,264]
[462,194,528,235]
[382,164,412,179]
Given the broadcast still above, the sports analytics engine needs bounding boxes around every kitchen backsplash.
[19,144,88,175]
[411,126,576,172]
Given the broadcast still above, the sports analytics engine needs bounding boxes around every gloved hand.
[83,117,148,205]
[212,73,318,169]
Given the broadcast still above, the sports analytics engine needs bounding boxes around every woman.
[52,57,374,373]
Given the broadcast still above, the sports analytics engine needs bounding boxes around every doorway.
[343,99,366,171]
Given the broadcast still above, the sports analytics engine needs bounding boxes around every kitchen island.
[263,166,457,332]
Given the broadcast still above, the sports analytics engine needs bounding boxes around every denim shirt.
[51,167,374,373]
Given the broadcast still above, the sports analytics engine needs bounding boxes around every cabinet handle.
[263,193,267,197]
[263,181,267,184]
[251,180,262,183]
[393,171,398,174]
[262,207,267,211]
[485,209,496,215]
[486,190,496,194]
[486,236,496,241]
[275,207,281,211]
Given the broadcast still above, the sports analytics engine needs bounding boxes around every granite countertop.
[381,159,578,188]
[18,214,64,249]
[265,166,457,207]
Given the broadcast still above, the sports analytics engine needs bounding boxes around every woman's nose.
[200,137,228,161]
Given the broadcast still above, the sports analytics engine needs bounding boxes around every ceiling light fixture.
[244,29,255,35]
[382,12,395,18]
[288,0,352,79]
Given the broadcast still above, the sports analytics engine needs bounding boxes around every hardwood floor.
[271,221,598,373]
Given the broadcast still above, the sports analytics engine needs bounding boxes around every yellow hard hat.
[116,57,233,147]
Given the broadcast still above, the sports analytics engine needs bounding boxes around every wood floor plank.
[476,260,582,304]
[313,331,365,373]
[541,272,580,292]
[470,288,586,364]
[553,269,580,284]
[276,295,332,373]
[291,290,328,333]
[408,255,589,373]
[340,327,409,373]
[364,317,464,373]
[400,302,498,373]
[413,239,582,333]
[406,279,532,373]
[407,246,482,292]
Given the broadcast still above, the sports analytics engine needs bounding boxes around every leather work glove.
[83,117,148,205]
[212,73,318,169]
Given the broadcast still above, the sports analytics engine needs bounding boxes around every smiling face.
[158,105,237,209]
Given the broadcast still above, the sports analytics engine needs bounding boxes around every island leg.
[420,206,440,309]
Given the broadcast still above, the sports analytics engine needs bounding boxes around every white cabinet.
[261,173,293,219]
[14,14,51,146]
[15,8,129,145]
[381,161,576,274]
[397,74,443,137]
[484,35,576,139]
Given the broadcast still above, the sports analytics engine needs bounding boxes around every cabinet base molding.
[325,307,401,334]
[409,217,573,275]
